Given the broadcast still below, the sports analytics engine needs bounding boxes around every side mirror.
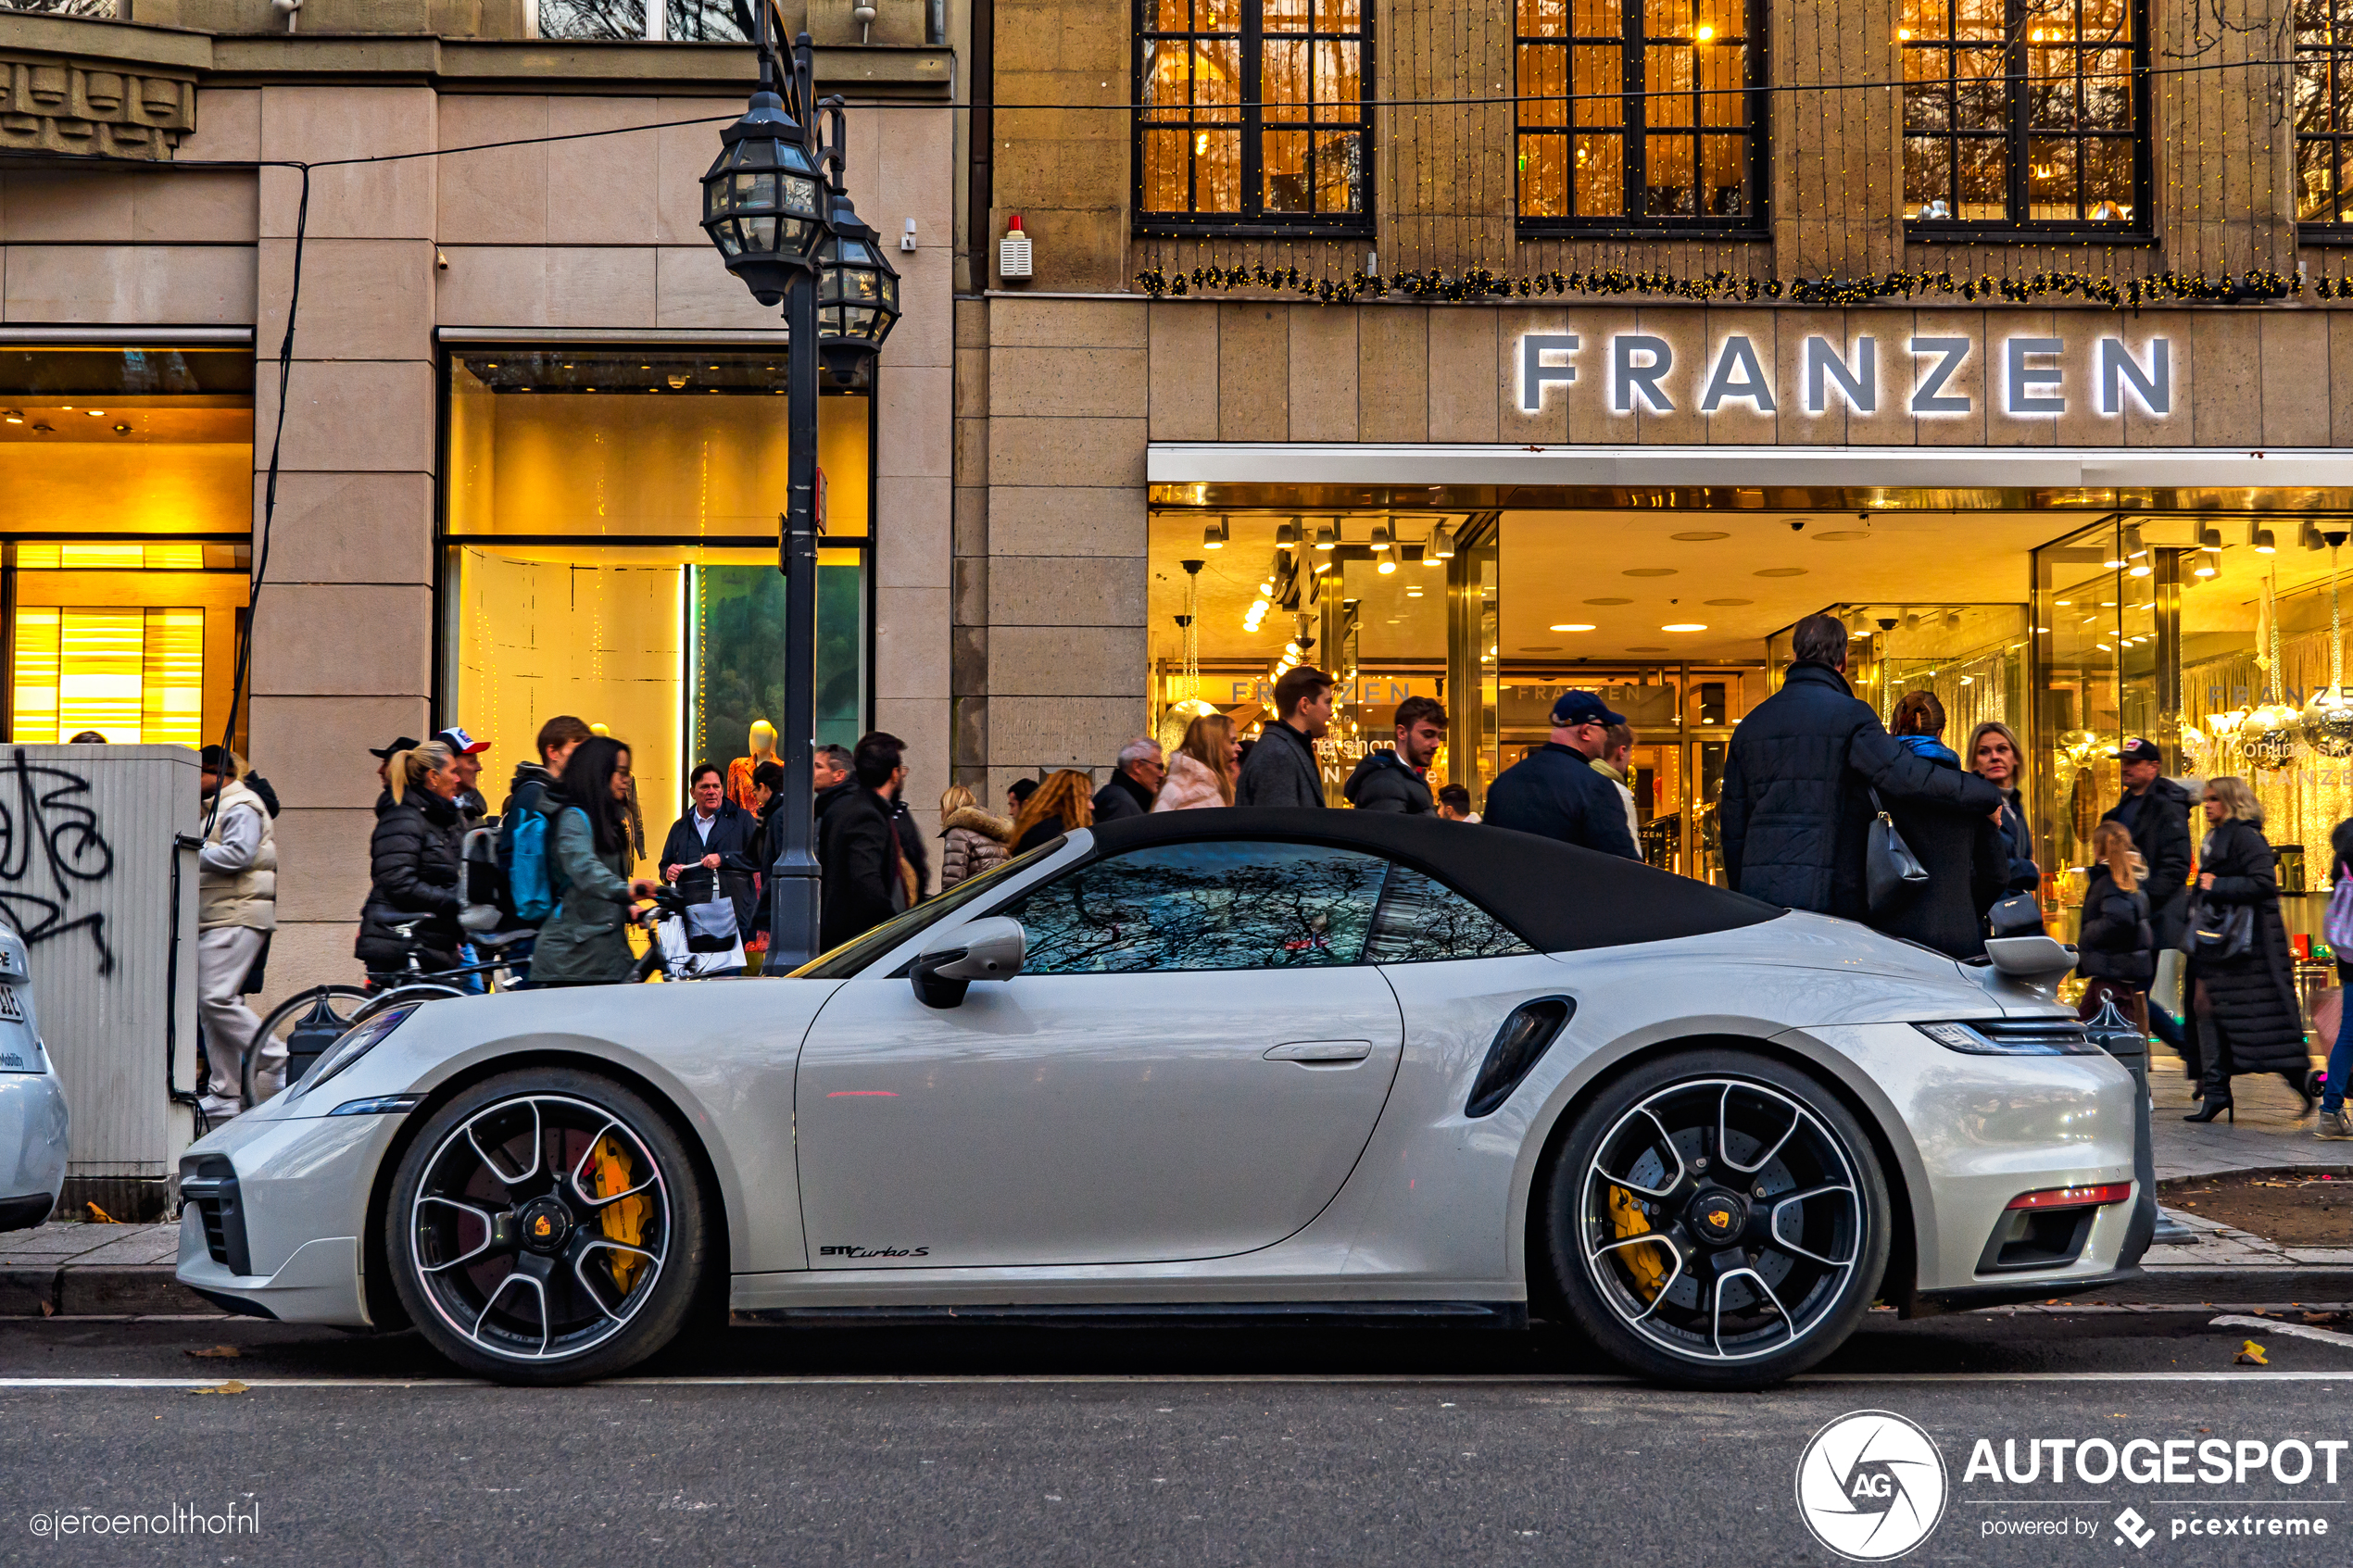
[1983,935,2078,977]
[910,916,1026,1010]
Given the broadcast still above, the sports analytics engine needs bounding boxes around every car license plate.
[0,987,21,1022]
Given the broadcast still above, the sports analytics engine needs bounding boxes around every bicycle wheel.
[245,985,372,1106]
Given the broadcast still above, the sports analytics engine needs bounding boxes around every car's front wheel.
[387,1068,707,1385]
[1541,1048,1891,1389]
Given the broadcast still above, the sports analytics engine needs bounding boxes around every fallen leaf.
[37,1299,54,1318]
[184,1345,242,1360]
[187,1379,249,1396]
[2235,1341,2269,1367]
[85,1200,119,1224]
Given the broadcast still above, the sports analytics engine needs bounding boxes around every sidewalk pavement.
[4,1047,2346,1319]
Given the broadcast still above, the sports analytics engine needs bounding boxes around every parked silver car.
[0,916,69,1233]
[176,810,2144,1387]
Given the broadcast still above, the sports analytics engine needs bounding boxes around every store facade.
[1,6,957,1005]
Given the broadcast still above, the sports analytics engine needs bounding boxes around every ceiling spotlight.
[1428,523,1456,559]
[2196,525,2222,551]
[1550,622,1596,632]
[2192,561,2217,578]
[1369,521,1393,553]
[1313,521,1338,551]
[2254,528,2277,554]
[1662,622,1707,633]
[2,410,21,424]
[86,408,106,417]
[1377,558,1397,575]
[1277,518,1300,550]
[2127,562,2152,578]
[1202,520,1228,550]
[112,422,130,434]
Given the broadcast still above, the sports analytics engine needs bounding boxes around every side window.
[1007,840,1389,973]
[1365,865,1536,963]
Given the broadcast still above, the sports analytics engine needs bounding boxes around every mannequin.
[729,719,779,813]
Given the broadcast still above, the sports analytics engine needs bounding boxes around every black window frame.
[1901,0,2154,244]
[2296,0,2353,243]
[1133,0,1377,239]
[1513,0,1772,241]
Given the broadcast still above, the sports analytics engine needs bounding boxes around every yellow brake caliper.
[1607,1184,1670,1302]
[591,1135,651,1296]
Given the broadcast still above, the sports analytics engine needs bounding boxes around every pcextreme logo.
[1795,1410,1951,1562]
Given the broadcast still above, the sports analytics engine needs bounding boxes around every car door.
[796,838,1407,1268]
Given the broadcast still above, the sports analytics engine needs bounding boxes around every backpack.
[468,802,557,928]
[2327,859,2353,954]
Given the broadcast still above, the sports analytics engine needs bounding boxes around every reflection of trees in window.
[536,0,753,40]
[2296,0,2353,224]
[1011,842,1386,973]
[1365,867,1535,962]
[1009,842,1535,974]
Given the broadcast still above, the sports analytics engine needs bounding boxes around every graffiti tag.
[0,749,115,973]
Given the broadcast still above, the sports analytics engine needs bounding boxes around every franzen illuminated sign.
[1516,332,2172,419]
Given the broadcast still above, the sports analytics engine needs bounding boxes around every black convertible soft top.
[1084,809,1780,953]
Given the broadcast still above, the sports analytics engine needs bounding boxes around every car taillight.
[2006,1183,2133,1211]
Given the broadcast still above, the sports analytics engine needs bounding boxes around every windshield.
[789,837,1067,979]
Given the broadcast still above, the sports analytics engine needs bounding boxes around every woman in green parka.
[526,735,661,986]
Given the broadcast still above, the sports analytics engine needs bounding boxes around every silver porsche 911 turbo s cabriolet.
[177,809,2146,1388]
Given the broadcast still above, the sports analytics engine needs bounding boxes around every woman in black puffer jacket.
[2075,820,2154,1029]
[2184,775,2313,1122]
[1869,691,2010,960]
[354,740,467,979]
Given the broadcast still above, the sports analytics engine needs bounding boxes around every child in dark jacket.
[2076,819,2156,1030]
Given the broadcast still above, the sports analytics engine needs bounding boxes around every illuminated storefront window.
[441,349,870,869]
[0,347,254,748]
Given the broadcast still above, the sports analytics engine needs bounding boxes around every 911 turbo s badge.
[819,1244,931,1259]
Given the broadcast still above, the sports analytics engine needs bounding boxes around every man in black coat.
[2099,737,2195,948]
[660,762,762,938]
[817,732,907,952]
[1718,614,2002,917]
[1092,737,1165,822]
[1344,696,1445,814]
[1482,691,1642,858]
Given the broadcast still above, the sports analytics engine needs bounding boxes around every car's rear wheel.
[1541,1048,1890,1389]
[387,1068,706,1385]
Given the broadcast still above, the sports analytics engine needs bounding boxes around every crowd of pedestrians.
[183,604,2349,1145]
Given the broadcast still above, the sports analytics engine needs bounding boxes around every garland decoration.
[1134,263,2310,311]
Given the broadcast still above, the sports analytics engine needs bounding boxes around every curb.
[0,1265,216,1318]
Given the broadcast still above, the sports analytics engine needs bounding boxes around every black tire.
[244,985,373,1106]
[387,1067,708,1385]
[1541,1048,1891,1389]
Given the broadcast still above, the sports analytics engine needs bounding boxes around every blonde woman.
[1155,713,1238,811]
[937,783,1013,889]
[1968,719,2038,897]
[1011,769,1094,853]
[2183,776,2312,1122]
[354,739,467,978]
[2073,820,2153,1030]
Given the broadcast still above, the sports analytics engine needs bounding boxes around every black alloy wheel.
[1542,1048,1891,1389]
[386,1068,707,1384]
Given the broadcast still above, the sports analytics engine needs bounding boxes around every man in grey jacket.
[1236,666,1332,808]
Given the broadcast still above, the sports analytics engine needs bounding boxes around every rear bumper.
[0,1071,68,1227]
[1911,1266,2145,1316]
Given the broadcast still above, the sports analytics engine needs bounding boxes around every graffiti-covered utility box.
[0,746,198,1221]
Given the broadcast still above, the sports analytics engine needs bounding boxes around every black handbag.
[1864,787,1930,912]
[1985,891,2045,938]
[2185,896,2254,961]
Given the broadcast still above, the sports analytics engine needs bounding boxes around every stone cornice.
[0,18,952,98]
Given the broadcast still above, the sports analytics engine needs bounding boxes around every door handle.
[1264,1039,1373,1063]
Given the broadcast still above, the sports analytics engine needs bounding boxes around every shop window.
[442,349,870,872]
[1515,0,1765,235]
[2296,0,2353,234]
[1901,0,2147,236]
[535,0,752,41]
[1136,0,1372,234]
[0,347,254,750]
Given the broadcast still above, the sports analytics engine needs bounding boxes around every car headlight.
[1914,1019,2102,1056]
[292,1005,418,1098]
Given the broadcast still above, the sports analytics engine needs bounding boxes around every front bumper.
[171,1102,403,1327]
[1792,1023,2143,1296]
[0,1069,68,1229]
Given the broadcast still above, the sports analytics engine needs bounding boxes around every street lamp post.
[699,22,861,972]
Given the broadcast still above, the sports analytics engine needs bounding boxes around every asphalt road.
[4,1311,2353,1566]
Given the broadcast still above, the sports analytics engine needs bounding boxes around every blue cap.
[1550,690,1626,728]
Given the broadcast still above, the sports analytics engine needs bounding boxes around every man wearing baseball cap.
[2100,736,2194,956]
[433,726,493,830]
[1481,690,1642,859]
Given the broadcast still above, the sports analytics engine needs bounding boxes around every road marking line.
[0,1370,2347,1390]
[2210,1312,2353,1349]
